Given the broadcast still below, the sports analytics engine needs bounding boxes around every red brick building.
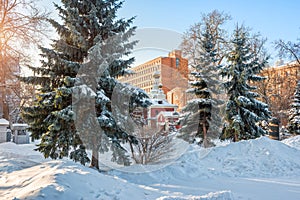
[147,71,179,129]
[119,50,188,110]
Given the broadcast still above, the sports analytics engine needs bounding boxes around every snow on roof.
[149,99,178,108]
[12,123,28,128]
[0,118,9,125]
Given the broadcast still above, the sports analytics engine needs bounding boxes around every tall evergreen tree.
[21,0,147,169]
[220,25,271,141]
[179,22,222,147]
[288,81,300,135]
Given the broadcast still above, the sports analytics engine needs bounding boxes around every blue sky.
[42,0,300,65]
[119,0,299,38]
[118,0,300,65]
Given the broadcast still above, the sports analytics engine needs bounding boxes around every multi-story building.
[257,61,300,126]
[131,71,180,130]
[119,50,188,110]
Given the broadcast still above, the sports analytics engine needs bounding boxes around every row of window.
[264,67,300,77]
[128,75,154,85]
[136,81,153,88]
[121,66,160,82]
[137,59,161,71]
[135,66,159,76]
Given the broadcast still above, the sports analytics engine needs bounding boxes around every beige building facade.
[257,61,300,126]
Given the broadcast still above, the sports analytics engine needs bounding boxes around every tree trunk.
[90,146,99,170]
[234,131,238,142]
[202,121,208,148]
[129,141,136,162]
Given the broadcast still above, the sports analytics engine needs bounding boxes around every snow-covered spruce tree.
[73,42,150,169]
[21,0,146,169]
[220,25,271,141]
[288,81,300,135]
[179,22,222,147]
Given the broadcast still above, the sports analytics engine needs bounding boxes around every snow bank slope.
[0,142,161,200]
[178,136,300,178]
[0,142,233,200]
[110,136,300,200]
[282,135,300,150]
[112,136,300,182]
[1,136,300,200]
[157,191,233,200]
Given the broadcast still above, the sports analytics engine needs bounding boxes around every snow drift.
[112,136,300,180]
[282,135,300,150]
[1,136,300,200]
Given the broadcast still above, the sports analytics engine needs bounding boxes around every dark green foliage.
[72,42,150,168]
[288,81,300,135]
[21,0,145,167]
[220,25,271,141]
[179,22,221,147]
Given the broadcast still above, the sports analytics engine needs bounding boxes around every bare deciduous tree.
[256,66,298,126]
[256,32,300,127]
[0,0,49,120]
[0,0,49,55]
[275,39,300,65]
[180,10,231,67]
[129,124,175,165]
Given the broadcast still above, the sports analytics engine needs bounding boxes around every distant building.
[156,111,180,131]
[119,50,188,110]
[147,71,179,130]
[257,61,300,126]
[130,71,180,130]
[261,61,300,93]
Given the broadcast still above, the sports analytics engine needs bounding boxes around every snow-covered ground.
[1,136,300,200]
